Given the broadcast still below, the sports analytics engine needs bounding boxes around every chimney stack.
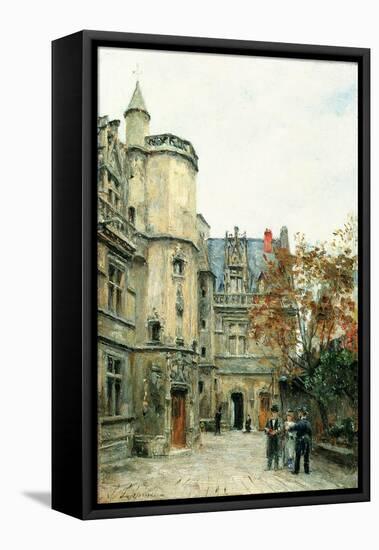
[264,228,273,253]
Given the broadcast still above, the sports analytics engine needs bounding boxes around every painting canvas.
[96,47,359,505]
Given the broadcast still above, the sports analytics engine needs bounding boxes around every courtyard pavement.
[98,431,358,504]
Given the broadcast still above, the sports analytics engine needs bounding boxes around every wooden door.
[258,395,270,430]
[171,391,186,447]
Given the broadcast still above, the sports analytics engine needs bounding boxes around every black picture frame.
[52,30,370,520]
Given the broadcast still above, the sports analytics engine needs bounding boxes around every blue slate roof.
[207,238,276,292]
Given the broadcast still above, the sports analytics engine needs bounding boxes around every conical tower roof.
[124,81,150,118]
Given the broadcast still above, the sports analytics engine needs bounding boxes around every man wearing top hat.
[264,404,282,471]
[290,407,312,474]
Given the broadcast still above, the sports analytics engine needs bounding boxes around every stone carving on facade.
[166,351,192,387]
[142,377,149,415]
[149,364,165,415]
[172,244,186,261]
[176,284,184,315]
[224,226,249,294]
[151,363,163,385]
[145,133,197,159]
[172,244,187,274]
[146,308,165,328]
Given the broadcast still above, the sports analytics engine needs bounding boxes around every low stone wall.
[134,434,168,457]
[99,416,134,471]
[313,442,357,468]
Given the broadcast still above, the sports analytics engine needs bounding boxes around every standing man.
[264,404,282,470]
[214,406,222,435]
[290,407,312,474]
[245,414,252,433]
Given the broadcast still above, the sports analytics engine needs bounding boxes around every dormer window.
[173,258,184,275]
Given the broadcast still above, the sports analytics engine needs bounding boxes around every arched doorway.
[231,392,244,430]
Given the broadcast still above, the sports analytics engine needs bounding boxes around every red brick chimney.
[264,228,273,253]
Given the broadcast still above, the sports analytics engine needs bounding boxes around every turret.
[123,81,150,147]
[280,226,289,250]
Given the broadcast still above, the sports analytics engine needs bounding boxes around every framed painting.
[52,31,370,519]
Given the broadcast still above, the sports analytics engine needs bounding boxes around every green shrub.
[328,417,354,445]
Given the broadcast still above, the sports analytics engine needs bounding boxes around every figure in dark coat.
[215,406,222,435]
[290,408,312,474]
[245,415,252,433]
[264,404,282,470]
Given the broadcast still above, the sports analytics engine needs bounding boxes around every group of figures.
[213,404,312,475]
[265,404,312,475]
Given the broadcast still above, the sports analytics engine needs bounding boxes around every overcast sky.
[99,47,357,247]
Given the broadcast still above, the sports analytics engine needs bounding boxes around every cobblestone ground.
[98,431,358,504]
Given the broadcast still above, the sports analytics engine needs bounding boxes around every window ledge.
[98,308,136,328]
[100,415,136,424]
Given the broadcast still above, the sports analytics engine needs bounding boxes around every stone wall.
[216,370,273,430]
[99,416,134,471]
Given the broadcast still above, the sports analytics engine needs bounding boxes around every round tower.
[145,134,198,242]
[123,81,150,147]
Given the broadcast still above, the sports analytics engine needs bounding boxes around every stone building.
[203,226,289,432]
[97,81,289,468]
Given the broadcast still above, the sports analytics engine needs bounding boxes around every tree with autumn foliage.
[249,216,358,431]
